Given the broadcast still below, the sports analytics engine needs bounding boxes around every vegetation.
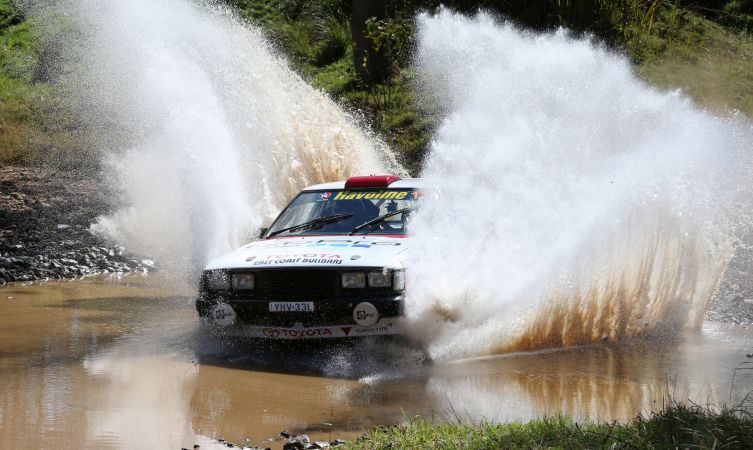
[347,402,753,449]
[229,0,753,174]
[1,0,752,172]
[0,0,87,168]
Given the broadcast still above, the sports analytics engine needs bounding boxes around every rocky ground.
[183,431,350,450]
[0,165,153,284]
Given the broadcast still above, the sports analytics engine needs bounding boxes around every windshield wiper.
[348,207,413,235]
[267,213,354,238]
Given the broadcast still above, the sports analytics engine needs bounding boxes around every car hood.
[204,235,409,270]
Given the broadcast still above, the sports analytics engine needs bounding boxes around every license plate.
[268,302,315,312]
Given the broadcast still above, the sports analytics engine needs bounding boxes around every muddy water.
[1,276,751,449]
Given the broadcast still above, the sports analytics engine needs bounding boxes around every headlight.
[341,272,365,288]
[368,271,392,288]
[232,273,255,290]
[393,270,405,291]
[204,270,230,290]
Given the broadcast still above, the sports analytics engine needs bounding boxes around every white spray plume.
[29,0,401,277]
[406,9,753,360]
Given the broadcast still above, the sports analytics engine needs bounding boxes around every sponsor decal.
[256,239,402,249]
[251,253,343,266]
[356,309,375,322]
[210,303,236,327]
[333,190,410,201]
[262,327,333,338]
[353,302,379,326]
[353,322,394,334]
[317,192,332,202]
[341,326,352,336]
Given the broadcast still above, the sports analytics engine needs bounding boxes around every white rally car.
[196,175,420,339]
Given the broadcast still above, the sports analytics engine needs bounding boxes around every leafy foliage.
[230,0,753,174]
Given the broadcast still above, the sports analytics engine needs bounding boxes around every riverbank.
[347,404,753,449]
[0,164,153,283]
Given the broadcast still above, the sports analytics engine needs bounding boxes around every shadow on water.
[191,332,430,380]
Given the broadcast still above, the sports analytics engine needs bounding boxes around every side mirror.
[258,227,269,239]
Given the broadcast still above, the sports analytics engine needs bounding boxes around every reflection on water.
[0,276,751,449]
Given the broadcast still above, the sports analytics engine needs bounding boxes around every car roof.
[301,177,424,191]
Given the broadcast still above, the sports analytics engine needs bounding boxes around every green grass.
[0,0,91,168]
[636,13,753,117]
[0,0,41,162]
[347,403,753,449]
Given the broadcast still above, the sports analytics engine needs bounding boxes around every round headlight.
[342,272,365,288]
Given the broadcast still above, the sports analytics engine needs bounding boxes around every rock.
[309,442,330,449]
[0,165,161,282]
[280,431,292,439]
[283,442,305,450]
[329,439,347,447]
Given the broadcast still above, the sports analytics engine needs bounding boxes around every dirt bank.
[0,164,152,283]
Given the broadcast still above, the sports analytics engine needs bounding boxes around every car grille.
[253,269,339,299]
[198,268,404,326]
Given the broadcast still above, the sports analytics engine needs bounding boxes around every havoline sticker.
[333,191,410,201]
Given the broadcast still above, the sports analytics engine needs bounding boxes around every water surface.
[1,276,751,449]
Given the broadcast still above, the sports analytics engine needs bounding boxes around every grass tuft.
[346,402,753,449]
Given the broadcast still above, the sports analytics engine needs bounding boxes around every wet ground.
[1,275,752,449]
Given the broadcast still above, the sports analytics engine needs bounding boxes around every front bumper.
[196,292,404,339]
[200,317,403,339]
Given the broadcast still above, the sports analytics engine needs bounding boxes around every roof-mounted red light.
[344,175,401,189]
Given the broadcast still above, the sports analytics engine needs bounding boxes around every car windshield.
[266,189,419,237]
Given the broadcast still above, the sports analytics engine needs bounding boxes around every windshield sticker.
[316,192,332,201]
[333,190,409,201]
[255,239,402,249]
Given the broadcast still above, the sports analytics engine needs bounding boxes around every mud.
[0,275,751,449]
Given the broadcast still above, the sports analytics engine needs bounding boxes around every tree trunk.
[350,0,390,85]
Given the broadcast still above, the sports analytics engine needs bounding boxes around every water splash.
[406,9,753,360]
[28,0,401,276]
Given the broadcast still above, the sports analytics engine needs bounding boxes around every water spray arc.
[29,0,401,277]
[406,9,753,360]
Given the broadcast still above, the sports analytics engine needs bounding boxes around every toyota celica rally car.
[196,175,420,339]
